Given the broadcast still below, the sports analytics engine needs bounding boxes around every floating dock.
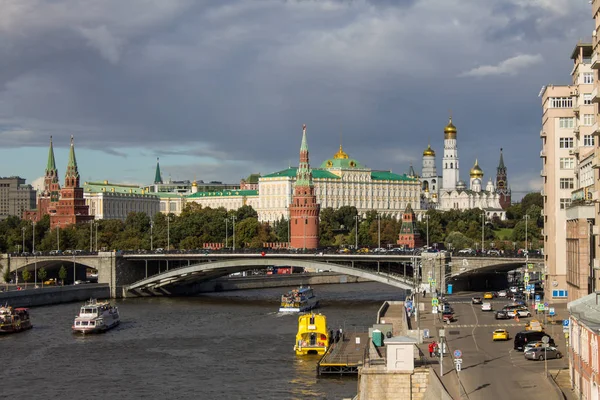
[317,332,369,376]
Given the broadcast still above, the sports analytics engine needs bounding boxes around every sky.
[0,0,592,199]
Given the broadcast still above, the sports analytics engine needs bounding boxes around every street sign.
[537,303,545,311]
[432,298,439,307]
[432,307,438,314]
[524,276,530,283]
[528,263,534,269]
[453,349,462,358]
[535,295,540,302]
[544,302,548,307]
[563,319,570,327]
[542,336,549,344]
[454,358,462,372]
[431,280,436,285]
[549,308,555,316]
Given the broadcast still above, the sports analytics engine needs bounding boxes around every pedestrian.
[434,342,439,356]
[339,327,343,341]
[423,290,426,298]
[428,341,435,357]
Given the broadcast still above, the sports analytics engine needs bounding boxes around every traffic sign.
[563,319,570,327]
[453,349,462,358]
[432,298,439,307]
[528,263,534,269]
[544,302,548,307]
[454,358,462,372]
[549,308,555,316]
[535,295,540,302]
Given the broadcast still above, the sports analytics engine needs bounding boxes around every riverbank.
[0,283,110,307]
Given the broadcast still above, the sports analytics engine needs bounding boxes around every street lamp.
[524,214,530,253]
[32,221,37,288]
[231,215,237,251]
[224,217,228,249]
[424,214,430,249]
[95,222,99,252]
[167,214,171,251]
[90,221,94,252]
[150,220,154,251]
[56,224,60,252]
[354,215,360,250]
[481,213,485,254]
[22,227,25,254]
[377,213,381,250]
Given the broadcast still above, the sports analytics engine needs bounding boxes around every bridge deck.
[317,332,368,376]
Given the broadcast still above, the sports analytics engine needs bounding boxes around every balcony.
[594,149,600,168]
[541,169,547,177]
[541,189,546,197]
[592,87,600,103]
[593,123,600,137]
[569,148,580,156]
[574,125,580,137]
[593,190,600,201]
[540,149,546,158]
[573,100,580,114]
[593,52,600,69]
[540,129,546,138]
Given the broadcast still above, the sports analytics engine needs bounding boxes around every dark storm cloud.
[0,0,592,191]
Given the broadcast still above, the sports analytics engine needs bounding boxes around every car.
[525,320,544,332]
[498,290,507,298]
[514,331,555,351]
[487,249,501,256]
[442,311,454,322]
[458,248,475,255]
[510,307,532,318]
[495,310,511,320]
[483,292,494,299]
[524,346,562,361]
[481,302,493,312]
[523,341,545,353]
[472,297,483,305]
[493,329,510,341]
[509,286,518,293]
[43,278,56,286]
[74,280,87,285]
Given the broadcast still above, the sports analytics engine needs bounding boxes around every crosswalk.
[450,323,521,328]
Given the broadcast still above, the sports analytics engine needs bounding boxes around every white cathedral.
[418,117,506,220]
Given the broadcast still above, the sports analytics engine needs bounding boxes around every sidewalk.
[412,301,462,399]
[549,369,577,400]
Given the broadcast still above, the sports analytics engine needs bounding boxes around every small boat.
[279,286,318,313]
[294,313,330,356]
[72,298,120,334]
[0,305,33,334]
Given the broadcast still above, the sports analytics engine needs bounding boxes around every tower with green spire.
[289,124,320,249]
[495,148,511,209]
[43,136,60,201]
[50,136,93,229]
[396,204,423,249]
[154,158,163,184]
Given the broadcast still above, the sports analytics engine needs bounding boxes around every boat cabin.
[295,313,329,355]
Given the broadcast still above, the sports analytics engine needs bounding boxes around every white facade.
[442,122,459,190]
[83,182,160,221]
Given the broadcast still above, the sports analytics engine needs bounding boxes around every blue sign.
[454,349,462,358]
[544,302,548,307]
[563,319,570,327]
[535,295,540,301]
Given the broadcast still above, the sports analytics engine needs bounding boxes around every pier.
[317,331,369,376]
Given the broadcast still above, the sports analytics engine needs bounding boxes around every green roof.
[187,190,258,198]
[46,136,57,173]
[262,167,340,179]
[319,158,366,169]
[244,174,261,184]
[84,181,156,196]
[370,171,418,182]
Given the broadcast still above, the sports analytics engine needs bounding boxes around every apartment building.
[0,176,36,219]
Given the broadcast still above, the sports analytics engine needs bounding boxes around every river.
[1,282,406,400]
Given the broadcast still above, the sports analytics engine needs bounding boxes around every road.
[442,294,567,399]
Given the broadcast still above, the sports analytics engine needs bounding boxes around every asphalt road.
[443,294,567,400]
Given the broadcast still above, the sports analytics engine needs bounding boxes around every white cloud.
[459,54,543,78]
[78,25,122,64]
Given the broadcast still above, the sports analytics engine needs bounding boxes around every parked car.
[442,311,454,322]
[487,249,501,256]
[43,278,56,286]
[524,346,562,361]
[458,248,475,255]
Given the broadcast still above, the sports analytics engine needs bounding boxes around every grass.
[494,228,513,240]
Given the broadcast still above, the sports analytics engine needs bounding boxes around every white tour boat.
[72,299,120,334]
[279,286,319,313]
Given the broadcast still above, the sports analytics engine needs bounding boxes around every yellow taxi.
[492,329,510,341]
[525,320,544,332]
[43,278,56,286]
[483,292,494,299]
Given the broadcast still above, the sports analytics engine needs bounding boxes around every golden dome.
[192,180,197,187]
[423,144,435,157]
[333,144,349,159]
[444,117,457,140]
[470,159,484,178]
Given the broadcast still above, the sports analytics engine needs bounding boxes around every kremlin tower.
[289,125,320,249]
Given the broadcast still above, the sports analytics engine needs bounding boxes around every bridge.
[2,252,542,298]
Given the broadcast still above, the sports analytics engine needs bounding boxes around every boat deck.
[317,332,369,376]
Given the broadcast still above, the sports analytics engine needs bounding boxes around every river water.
[1,282,406,400]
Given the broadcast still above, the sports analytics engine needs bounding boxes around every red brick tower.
[50,136,94,228]
[289,124,320,249]
[397,204,423,249]
[24,136,62,222]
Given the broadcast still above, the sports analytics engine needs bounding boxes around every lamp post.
[56,224,60,252]
[167,214,171,251]
[22,227,25,254]
[73,253,76,285]
[524,214,530,253]
[424,214,430,249]
[231,215,237,251]
[150,220,154,251]
[32,221,37,287]
[95,222,99,252]
[90,221,94,252]
[355,215,360,250]
[481,213,485,254]
[377,213,381,250]
[224,217,228,249]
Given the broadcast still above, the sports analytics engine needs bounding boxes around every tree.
[521,192,543,214]
[445,231,472,251]
[37,267,47,287]
[59,265,67,286]
[22,269,31,289]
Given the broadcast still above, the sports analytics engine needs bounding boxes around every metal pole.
[426,215,429,248]
[232,216,236,251]
[524,214,529,253]
[33,221,36,287]
[22,227,25,254]
[225,218,228,248]
[73,254,76,284]
[150,221,153,251]
[287,209,290,246]
[481,213,485,254]
[90,221,93,252]
[167,215,170,251]
[95,223,98,252]
[303,216,306,250]
[378,214,381,249]
[57,225,60,251]
[355,215,359,250]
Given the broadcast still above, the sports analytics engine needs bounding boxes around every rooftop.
[568,292,600,332]
[186,189,258,198]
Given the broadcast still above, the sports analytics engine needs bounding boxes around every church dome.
[470,159,484,178]
[444,117,457,140]
[423,144,435,157]
[192,180,197,187]
[333,144,349,159]
[472,178,481,186]
[456,180,467,190]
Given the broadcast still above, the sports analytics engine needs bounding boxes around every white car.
[498,290,507,298]
[481,302,493,312]
[509,286,518,293]
[509,308,532,318]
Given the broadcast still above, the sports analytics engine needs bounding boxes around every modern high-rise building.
[0,176,36,219]
[541,42,597,302]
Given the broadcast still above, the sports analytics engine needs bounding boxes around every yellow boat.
[294,313,330,355]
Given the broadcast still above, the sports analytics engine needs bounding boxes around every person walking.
[428,341,435,357]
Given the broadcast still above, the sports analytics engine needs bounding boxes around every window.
[550,97,573,108]
[560,198,572,209]
[559,117,575,128]
[584,134,595,146]
[560,157,574,169]
[552,289,568,297]
[584,114,595,126]
[560,178,574,189]
[584,93,593,105]
[583,72,594,84]
[559,137,574,148]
